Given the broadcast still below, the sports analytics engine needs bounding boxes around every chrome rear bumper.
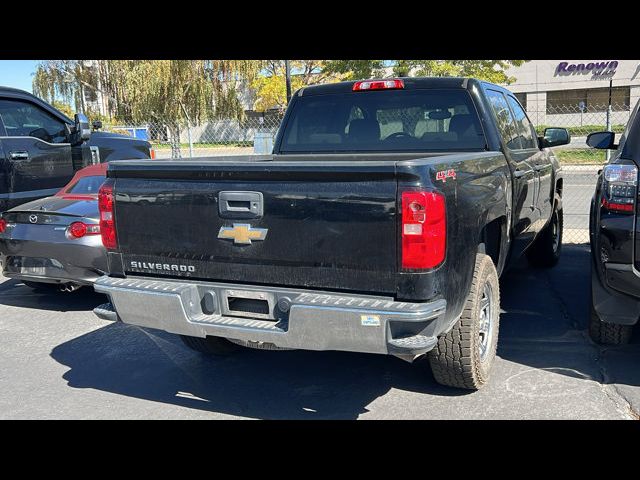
[94,275,447,356]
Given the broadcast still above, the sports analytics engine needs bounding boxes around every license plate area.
[9,256,51,276]
[221,289,275,320]
[21,266,47,276]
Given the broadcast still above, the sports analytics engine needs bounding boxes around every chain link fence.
[101,102,632,246]
[529,103,630,244]
[102,110,285,160]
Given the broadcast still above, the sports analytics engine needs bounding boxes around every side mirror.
[92,120,102,131]
[74,113,91,143]
[541,127,571,148]
[586,131,616,150]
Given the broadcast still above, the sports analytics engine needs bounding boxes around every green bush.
[535,124,626,136]
[556,148,607,164]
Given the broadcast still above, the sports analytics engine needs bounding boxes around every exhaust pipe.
[58,283,81,293]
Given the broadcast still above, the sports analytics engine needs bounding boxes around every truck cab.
[0,87,153,212]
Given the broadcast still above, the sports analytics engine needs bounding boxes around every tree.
[33,60,264,158]
[393,60,527,84]
[321,60,528,84]
[50,100,74,119]
[33,60,101,114]
[251,60,344,111]
[251,74,305,111]
[322,60,387,80]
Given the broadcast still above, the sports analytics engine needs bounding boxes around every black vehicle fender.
[472,164,511,275]
[591,255,640,325]
[478,213,509,277]
[427,153,510,326]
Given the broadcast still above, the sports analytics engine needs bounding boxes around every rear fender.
[591,256,640,325]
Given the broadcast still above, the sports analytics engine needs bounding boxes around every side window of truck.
[485,90,522,150]
[506,95,538,150]
[0,99,68,143]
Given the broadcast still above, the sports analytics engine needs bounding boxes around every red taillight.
[69,222,87,238]
[401,191,446,269]
[601,164,637,214]
[67,222,100,239]
[601,197,634,213]
[98,179,117,249]
[353,79,404,91]
[150,148,156,159]
[0,218,6,234]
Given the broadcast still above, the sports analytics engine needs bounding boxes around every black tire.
[589,301,633,345]
[428,253,500,390]
[180,335,239,356]
[527,197,563,268]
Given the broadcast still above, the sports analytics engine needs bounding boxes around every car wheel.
[589,299,633,345]
[180,335,239,356]
[527,195,563,268]
[428,253,500,390]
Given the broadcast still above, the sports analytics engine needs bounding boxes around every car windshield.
[65,176,105,194]
[280,88,487,153]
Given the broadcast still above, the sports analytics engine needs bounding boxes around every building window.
[513,93,527,111]
[547,87,630,113]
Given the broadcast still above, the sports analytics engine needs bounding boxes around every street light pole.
[606,79,613,162]
[285,60,292,104]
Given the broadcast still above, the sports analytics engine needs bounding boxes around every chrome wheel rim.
[478,281,494,361]
[551,211,560,253]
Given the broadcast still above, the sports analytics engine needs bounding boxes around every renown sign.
[555,61,618,76]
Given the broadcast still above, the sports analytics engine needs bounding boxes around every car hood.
[8,195,99,220]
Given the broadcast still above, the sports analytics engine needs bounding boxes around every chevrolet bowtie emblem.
[218,224,268,245]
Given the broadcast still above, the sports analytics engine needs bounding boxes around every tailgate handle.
[219,191,263,219]
[9,151,29,160]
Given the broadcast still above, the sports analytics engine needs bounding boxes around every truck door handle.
[533,165,546,171]
[514,169,530,178]
[9,151,29,160]
[219,191,264,219]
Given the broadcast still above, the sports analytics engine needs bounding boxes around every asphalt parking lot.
[1,166,639,419]
[1,244,639,419]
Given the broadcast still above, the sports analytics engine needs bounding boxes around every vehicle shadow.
[50,322,467,420]
[0,277,107,312]
[498,242,640,389]
[43,242,640,418]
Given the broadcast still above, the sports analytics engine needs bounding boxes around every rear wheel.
[180,335,239,356]
[527,197,563,268]
[589,301,633,345]
[427,253,500,390]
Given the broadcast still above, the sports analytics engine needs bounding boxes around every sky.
[0,60,38,92]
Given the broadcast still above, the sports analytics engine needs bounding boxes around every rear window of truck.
[280,89,487,153]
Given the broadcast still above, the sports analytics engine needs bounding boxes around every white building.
[504,60,640,127]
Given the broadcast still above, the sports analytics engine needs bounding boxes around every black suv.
[588,99,640,344]
[0,87,153,212]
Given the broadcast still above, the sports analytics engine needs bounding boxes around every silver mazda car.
[0,163,108,292]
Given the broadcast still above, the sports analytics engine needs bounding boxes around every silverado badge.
[218,224,268,245]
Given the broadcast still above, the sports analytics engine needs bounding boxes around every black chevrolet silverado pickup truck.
[93,77,569,390]
[0,87,153,212]
[588,98,640,344]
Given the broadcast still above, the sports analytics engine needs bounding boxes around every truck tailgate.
[111,160,400,294]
